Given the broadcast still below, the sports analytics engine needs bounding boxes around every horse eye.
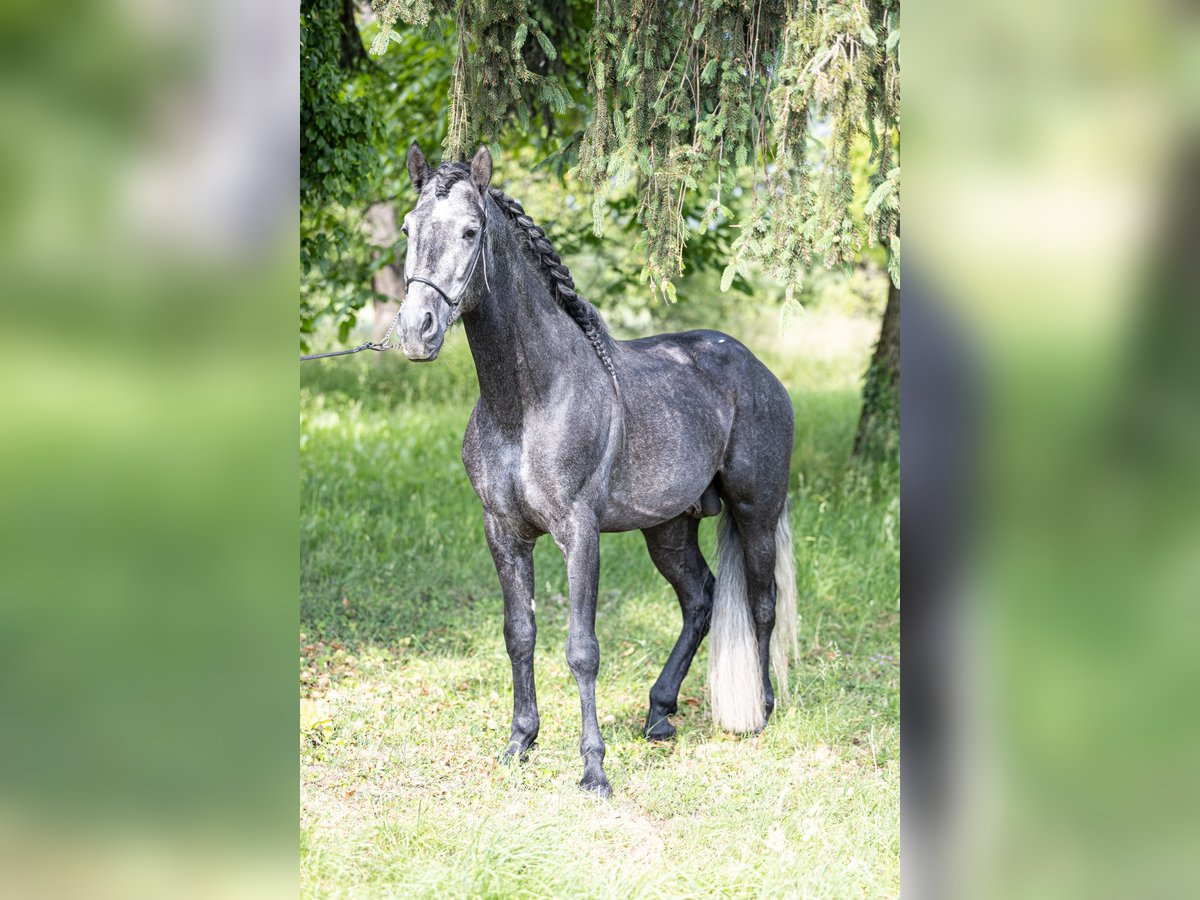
[401,223,409,236]
[463,227,478,240]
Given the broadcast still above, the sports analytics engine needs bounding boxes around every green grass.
[300,307,899,898]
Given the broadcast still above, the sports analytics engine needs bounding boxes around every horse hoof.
[753,707,775,736]
[578,773,612,798]
[644,719,676,741]
[499,741,535,764]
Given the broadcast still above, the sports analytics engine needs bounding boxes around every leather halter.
[403,212,489,321]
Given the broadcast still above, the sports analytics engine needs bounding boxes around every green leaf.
[720,261,738,293]
[513,24,528,55]
[885,27,900,52]
[779,296,804,335]
[592,195,607,237]
[692,21,706,41]
[369,27,391,57]
[535,30,557,61]
[859,25,878,47]
[864,179,894,217]
[886,235,900,287]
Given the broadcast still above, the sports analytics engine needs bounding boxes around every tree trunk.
[852,277,900,462]
[338,0,368,70]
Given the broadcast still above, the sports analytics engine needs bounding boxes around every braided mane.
[425,164,617,386]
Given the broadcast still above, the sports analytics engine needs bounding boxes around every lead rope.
[298,305,404,361]
[303,211,489,362]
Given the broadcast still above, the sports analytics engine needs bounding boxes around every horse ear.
[470,146,492,194]
[407,141,430,192]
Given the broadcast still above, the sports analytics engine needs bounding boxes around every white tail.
[707,502,798,732]
[770,502,799,699]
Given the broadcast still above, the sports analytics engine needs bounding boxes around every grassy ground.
[300,306,899,898]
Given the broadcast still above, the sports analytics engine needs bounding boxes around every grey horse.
[397,143,797,797]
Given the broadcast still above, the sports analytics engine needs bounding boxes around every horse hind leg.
[709,369,795,731]
[735,518,782,724]
[641,515,714,740]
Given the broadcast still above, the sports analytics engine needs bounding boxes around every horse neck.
[461,199,597,425]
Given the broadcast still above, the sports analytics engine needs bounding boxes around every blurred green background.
[907,0,1200,895]
[0,1,299,897]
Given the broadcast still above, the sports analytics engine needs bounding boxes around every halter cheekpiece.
[403,210,490,320]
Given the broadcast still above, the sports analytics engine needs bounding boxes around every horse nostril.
[420,311,435,338]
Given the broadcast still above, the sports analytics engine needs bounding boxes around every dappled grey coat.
[395,143,797,797]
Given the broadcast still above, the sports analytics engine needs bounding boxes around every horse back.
[601,329,786,530]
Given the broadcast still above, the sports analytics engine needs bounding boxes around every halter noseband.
[403,211,489,320]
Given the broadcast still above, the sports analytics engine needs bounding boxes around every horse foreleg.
[483,511,539,761]
[555,513,610,797]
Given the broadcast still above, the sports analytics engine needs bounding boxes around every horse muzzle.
[398,303,445,361]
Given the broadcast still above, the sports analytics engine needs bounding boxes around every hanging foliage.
[301,0,380,341]
[301,0,458,344]
[371,0,579,156]
[372,0,898,295]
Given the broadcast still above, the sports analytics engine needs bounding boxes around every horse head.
[396,142,492,361]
